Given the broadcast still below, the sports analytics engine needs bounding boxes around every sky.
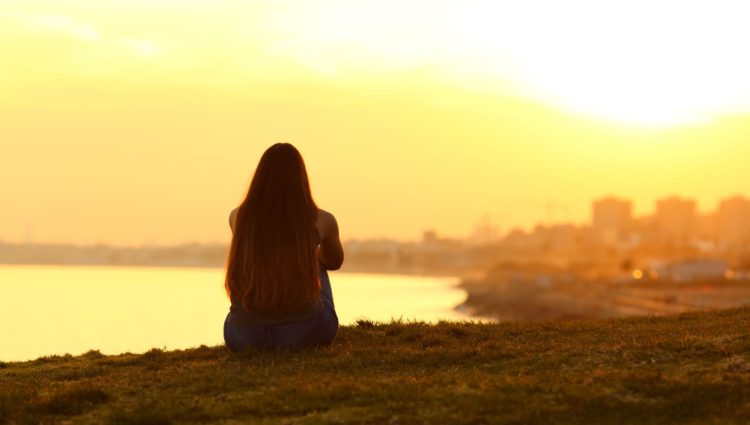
[2,0,750,245]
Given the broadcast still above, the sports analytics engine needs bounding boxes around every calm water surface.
[0,265,469,361]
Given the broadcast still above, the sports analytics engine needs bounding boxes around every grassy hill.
[2,307,750,424]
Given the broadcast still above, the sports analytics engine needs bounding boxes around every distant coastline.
[0,241,468,278]
[0,242,228,269]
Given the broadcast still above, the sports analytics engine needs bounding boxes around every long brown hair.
[225,143,320,316]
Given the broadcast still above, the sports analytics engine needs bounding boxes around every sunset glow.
[2,0,750,245]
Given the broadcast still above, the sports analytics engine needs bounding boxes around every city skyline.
[5,192,750,247]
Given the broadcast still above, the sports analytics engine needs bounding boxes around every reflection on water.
[0,265,468,361]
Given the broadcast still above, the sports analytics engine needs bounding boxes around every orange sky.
[2,1,750,245]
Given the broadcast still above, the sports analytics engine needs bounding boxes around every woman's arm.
[316,209,344,270]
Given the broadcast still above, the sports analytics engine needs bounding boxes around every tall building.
[422,230,439,244]
[592,197,632,245]
[717,196,750,246]
[467,216,500,246]
[655,196,696,242]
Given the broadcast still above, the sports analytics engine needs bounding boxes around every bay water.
[0,265,469,361]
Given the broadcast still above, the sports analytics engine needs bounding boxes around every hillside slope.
[2,307,750,424]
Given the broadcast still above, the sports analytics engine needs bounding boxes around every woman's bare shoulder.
[229,207,239,231]
[316,208,339,235]
[317,208,335,221]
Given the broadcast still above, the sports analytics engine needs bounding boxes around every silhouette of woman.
[223,143,343,349]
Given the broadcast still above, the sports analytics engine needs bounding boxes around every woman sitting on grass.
[223,143,344,350]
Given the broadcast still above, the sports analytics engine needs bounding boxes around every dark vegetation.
[2,307,750,424]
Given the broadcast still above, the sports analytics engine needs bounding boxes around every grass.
[2,307,750,424]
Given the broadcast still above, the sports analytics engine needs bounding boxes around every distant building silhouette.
[592,197,632,245]
[649,259,727,282]
[468,216,500,246]
[655,196,696,242]
[422,230,439,244]
[718,196,750,247]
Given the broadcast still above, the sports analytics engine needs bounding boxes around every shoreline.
[458,275,750,321]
